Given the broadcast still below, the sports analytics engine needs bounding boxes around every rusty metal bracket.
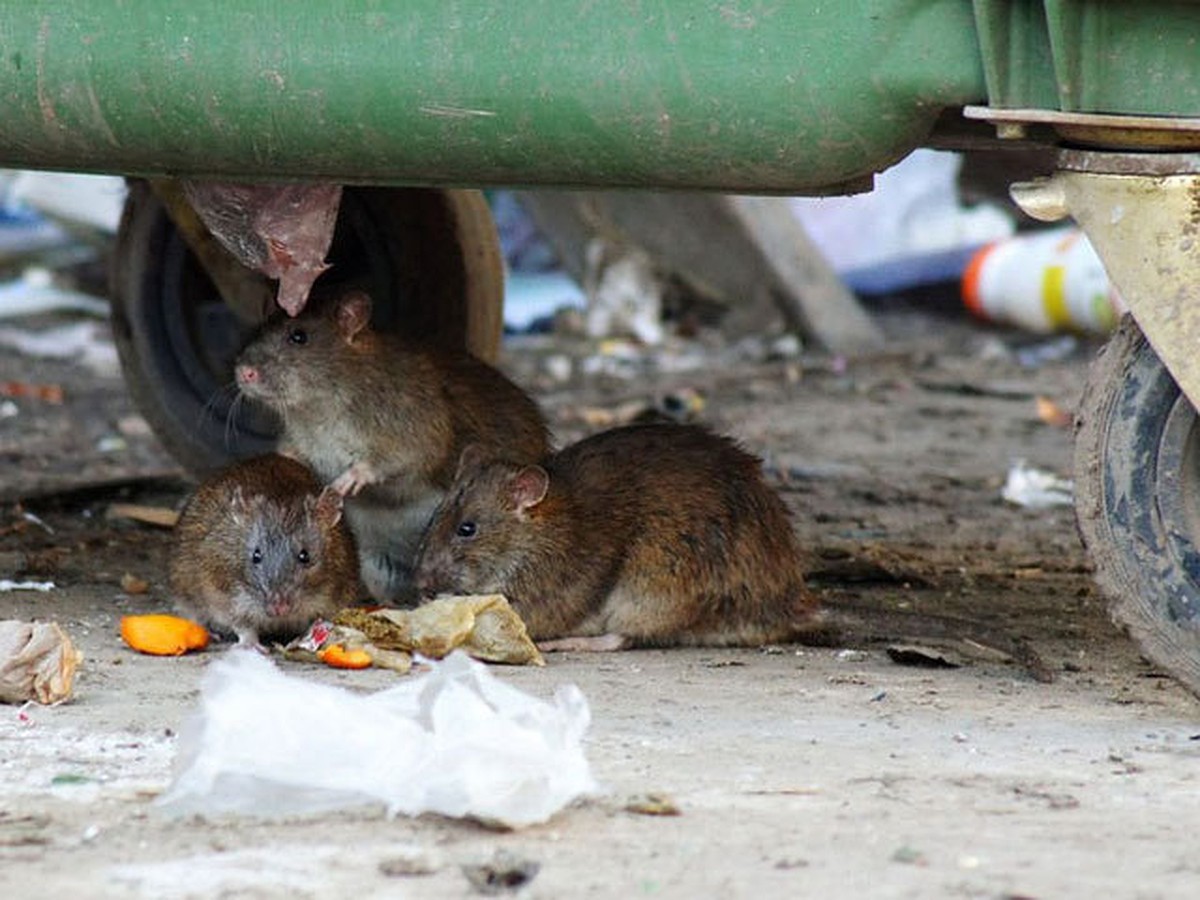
[1011,150,1200,413]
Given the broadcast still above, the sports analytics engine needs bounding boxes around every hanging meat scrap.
[182,181,343,317]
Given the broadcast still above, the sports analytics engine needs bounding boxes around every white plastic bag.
[158,650,596,828]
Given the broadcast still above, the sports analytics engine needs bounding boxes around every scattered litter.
[624,793,681,816]
[541,353,573,383]
[20,511,54,535]
[1035,395,1073,428]
[378,847,442,878]
[891,845,929,866]
[0,320,120,378]
[119,573,150,595]
[0,580,55,592]
[0,268,109,319]
[1001,462,1074,509]
[462,849,541,895]
[157,650,597,828]
[0,400,16,418]
[96,435,127,453]
[0,620,83,704]
[120,614,210,657]
[9,171,127,234]
[333,594,544,667]
[285,619,413,674]
[50,773,94,787]
[583,239,664,345]
[963,226,1123,335]
[885,644,963,671]
[116,415,154,438]
[0,380,64,404]
[834,649,869,663]
[1014,335,1078,369]
[107,503,181,529]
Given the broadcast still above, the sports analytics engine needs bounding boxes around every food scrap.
[335,594,544,666]
[317,643,373,669]
[120,614,209,656]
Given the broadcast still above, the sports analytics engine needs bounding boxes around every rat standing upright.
[235,289,549,603]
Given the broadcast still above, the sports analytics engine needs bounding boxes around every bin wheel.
[1075,314,1200,695]
[109,183,504,476]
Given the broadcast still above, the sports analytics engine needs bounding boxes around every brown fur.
[235,289,549,601]
[414,423,819,647]
[168,454,358,645]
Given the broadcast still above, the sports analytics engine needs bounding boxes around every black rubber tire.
[1074,315,1200,695]
[109,182,504,477]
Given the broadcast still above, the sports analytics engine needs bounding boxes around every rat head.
[230,485,349,623]
[234,289,376,413]
[414,445,551,598]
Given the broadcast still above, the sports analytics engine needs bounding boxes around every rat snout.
[235,364,259,387]
[414,566,443,601]
[265,593,294,617]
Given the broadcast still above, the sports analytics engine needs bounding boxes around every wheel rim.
[1154,392,1200,625]
[1075,316,1200,695]
[111,183,505,475]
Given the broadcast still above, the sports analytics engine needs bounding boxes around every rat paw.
[538,633,629,653]
[331,461,377,497]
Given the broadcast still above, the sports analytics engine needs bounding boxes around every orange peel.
[120,614,209,656]
[318,643,373,669]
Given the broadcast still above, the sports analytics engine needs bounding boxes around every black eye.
[288,327,308,346]
[297,548,311,565]
[455,521,477,539]
[251,547,263,565]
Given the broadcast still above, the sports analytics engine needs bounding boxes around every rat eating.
[414,423,821,649]
[169,454,358,648]
[413,422,1052,679]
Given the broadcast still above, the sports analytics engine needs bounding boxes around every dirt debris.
[2,302,1199,898]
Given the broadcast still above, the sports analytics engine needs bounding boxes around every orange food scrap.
[318,643,373,669]
[120,614,209,656]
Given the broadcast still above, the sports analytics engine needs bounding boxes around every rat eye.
[297,548,311,566]
[455,521,478,539]
[251,547,263,565]
[287,327,308,346]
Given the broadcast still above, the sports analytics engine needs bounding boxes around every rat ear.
[510,465,549,513]
[229,485,250,525]
[312,486,344,528]
[454,443,489,481]
[336,290,373,343]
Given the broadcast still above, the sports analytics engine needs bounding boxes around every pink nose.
[236,364,258,385]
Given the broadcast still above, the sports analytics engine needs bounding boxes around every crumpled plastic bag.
[157,650,596,828]
[0,620,82,704]
[1001,461,1074,509]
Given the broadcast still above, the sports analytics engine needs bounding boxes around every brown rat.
[414,423,820,649]
[169,454,358,647]
[234,288,550,604]
[413,423,1052,679]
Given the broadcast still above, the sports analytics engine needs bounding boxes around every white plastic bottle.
[962,226,1125,335]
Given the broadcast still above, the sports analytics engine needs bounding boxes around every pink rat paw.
[537,633,629,653]
[330,461,378,497]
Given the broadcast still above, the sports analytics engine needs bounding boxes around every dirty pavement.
[2,294,1199,899]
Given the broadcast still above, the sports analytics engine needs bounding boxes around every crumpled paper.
[1001,461,1074,509]
[0,620,83,704]
[157,650,596,828]
[335,594,544,666]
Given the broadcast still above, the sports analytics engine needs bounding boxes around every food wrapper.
[0,620,83,704]
[158,650,596,828]
[335,594,544,666]
[281,620,413,673]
